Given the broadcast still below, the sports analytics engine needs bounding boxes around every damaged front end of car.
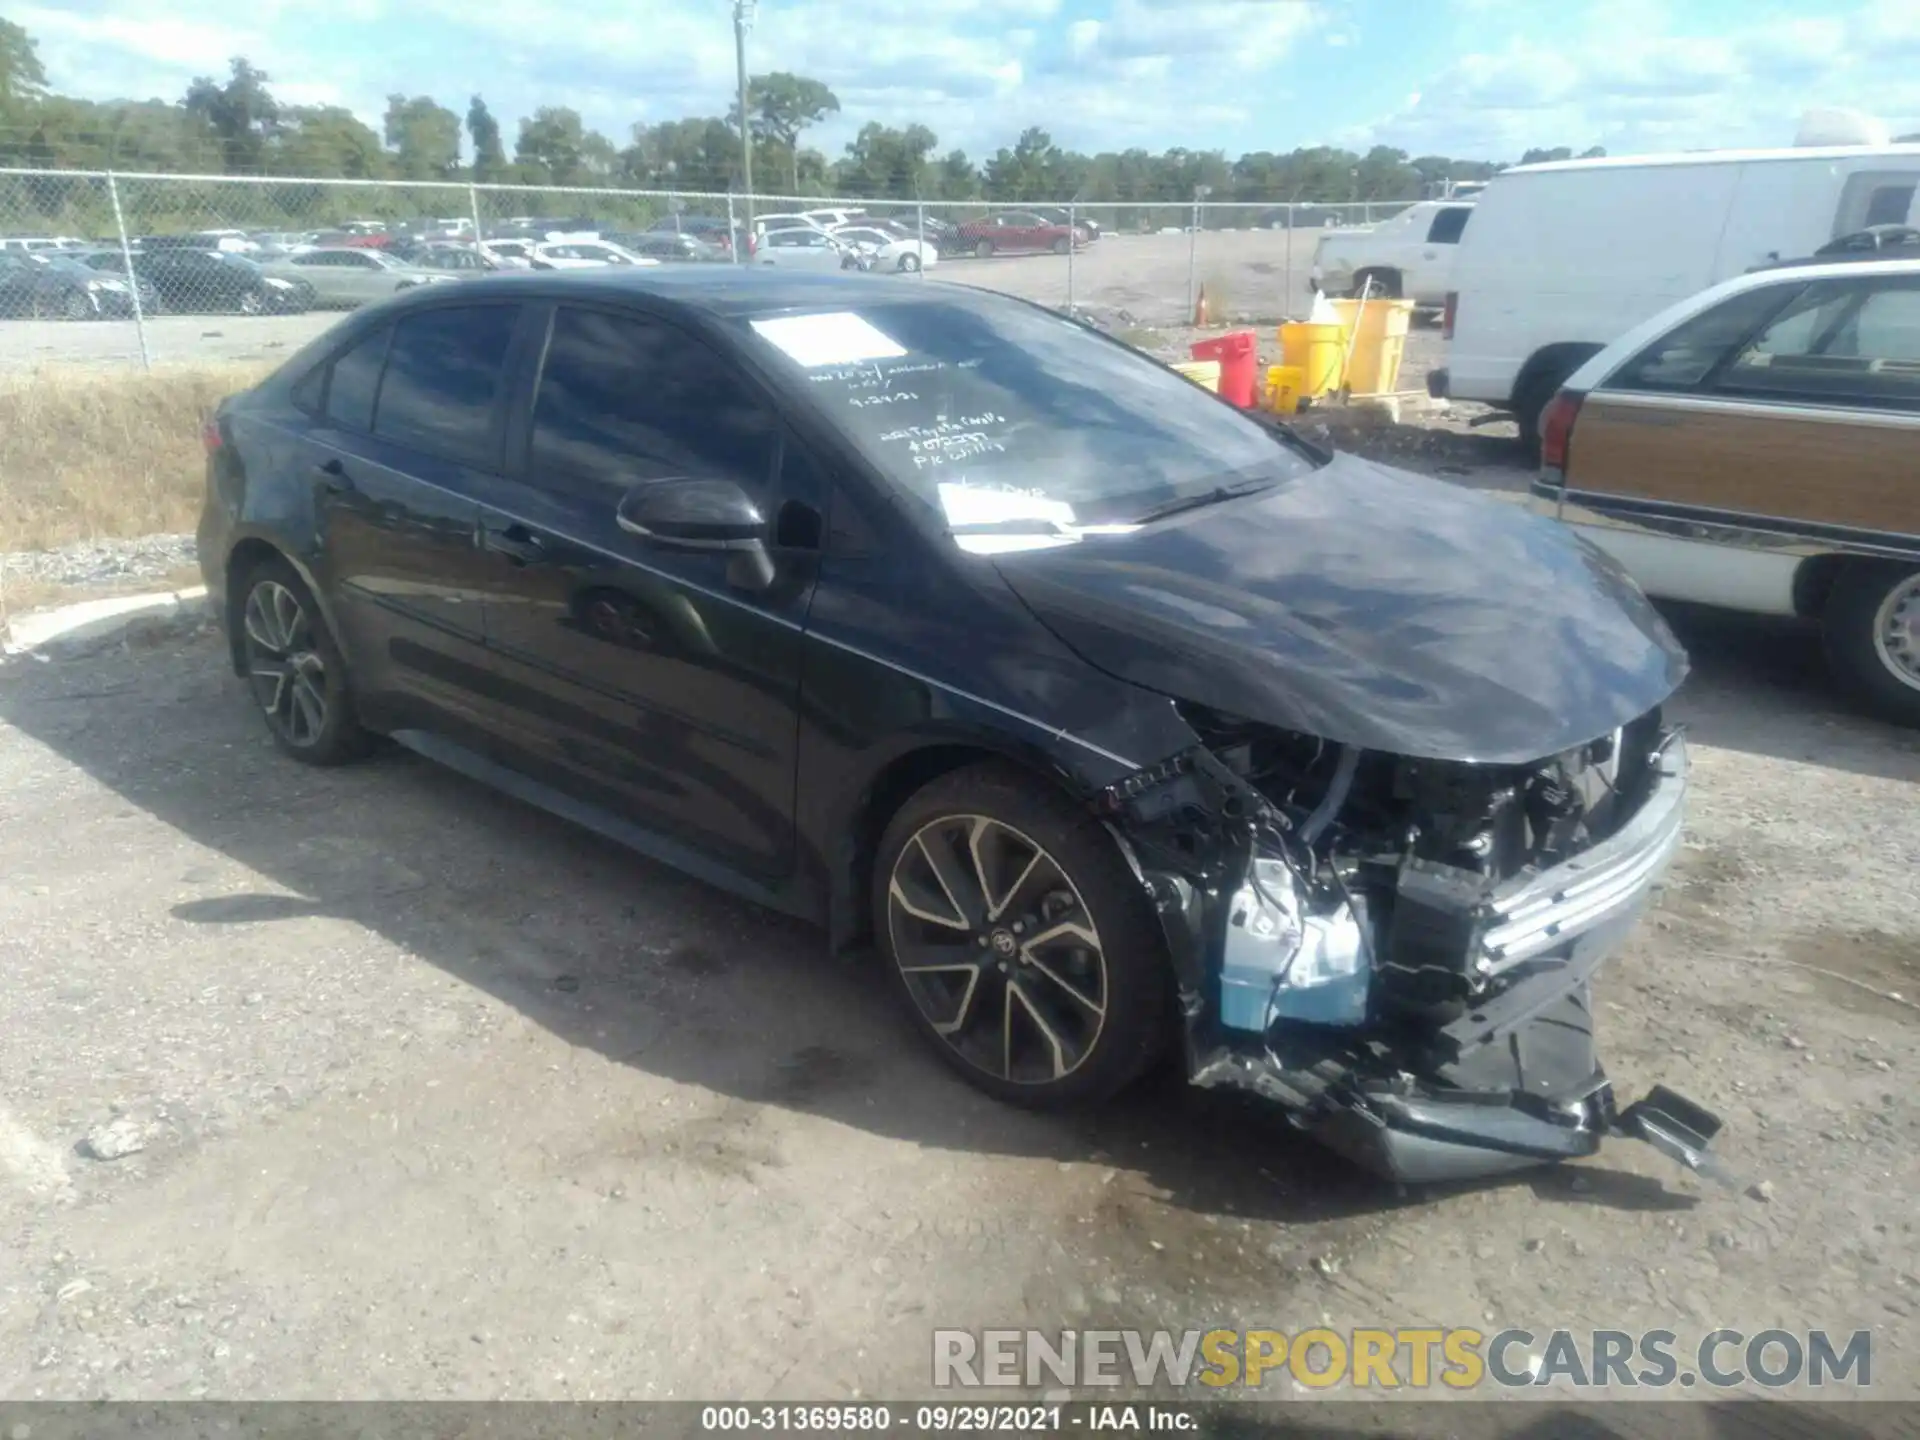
[1098,704,1725,1186]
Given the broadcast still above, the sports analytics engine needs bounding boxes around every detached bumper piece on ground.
[1102,718,1728,1185]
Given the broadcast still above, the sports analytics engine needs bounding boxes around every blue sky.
[15,0,1920,165]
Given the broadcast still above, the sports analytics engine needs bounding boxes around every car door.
[301,301,533,732]
[471,302,823,878]
[1557,275,1920,601]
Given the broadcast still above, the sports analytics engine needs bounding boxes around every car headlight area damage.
[1100,704,1725,1185]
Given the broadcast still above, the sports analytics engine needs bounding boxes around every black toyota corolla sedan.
[198,268,1724,1184]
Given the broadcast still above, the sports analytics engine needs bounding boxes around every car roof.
[370,265,992,321]
[1567,255,1920,392]
[1508,143,1920,177]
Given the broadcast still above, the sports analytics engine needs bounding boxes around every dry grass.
[0,363,270,555]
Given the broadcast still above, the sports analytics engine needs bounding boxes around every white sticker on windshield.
[751,312,907,367]
[937,483,1077,530]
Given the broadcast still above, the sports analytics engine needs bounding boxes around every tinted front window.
[530,308,777,494]
[326,325,390,430]
[373,305,519,460]
[743,299,1312,532]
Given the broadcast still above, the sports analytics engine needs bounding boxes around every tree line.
[1,14,1602,212]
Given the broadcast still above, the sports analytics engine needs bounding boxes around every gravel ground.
[0,533,198,591]
[2,285,1915,1404]
[0,587,1915,1402]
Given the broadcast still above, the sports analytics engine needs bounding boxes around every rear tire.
[234,556,374,765]
[898,252,921,273]
[1352,267,1401,299]
[1052,236,1071,256]
[238,289,264,316]
[874,762,1169,1108]
[1823,562,1920,727]
[974,239,995,259]
[62,289,91,321]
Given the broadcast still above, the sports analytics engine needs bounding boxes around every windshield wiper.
[1131,476,1278,525]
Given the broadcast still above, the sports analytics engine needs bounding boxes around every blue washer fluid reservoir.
[1218,856,1371,1032]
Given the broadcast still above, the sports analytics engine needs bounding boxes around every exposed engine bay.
[1100,704,1727,1185]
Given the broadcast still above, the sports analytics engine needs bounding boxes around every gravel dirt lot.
[0,595,1915,1402]
[1,244,1915,1403]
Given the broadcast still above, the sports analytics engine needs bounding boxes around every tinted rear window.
[325,325,390,430]
[373,305,520,462]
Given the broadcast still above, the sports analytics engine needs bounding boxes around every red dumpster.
[1189,331,1258,408]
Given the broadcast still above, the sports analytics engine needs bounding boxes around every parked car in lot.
[831,224,938,273]
[196,267,1717,1187]
[411,243,502,275]
[1027,205,1100,241]
[259,247,459,308]
[650,215,747,257]
[1536,254,1920,726]
[528,240,660,270]
[1433,141,1920,447]
[0,235,88,254]
[956,212,1085,257]
[86,248,312,315]
[754,226,860,270]
[0,251,153,319]
[478,239,536,270]
[1310,200,1473,306]
[619,230,728,263]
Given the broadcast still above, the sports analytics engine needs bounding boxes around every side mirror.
[616,477,765,552]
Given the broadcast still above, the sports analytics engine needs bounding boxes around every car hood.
[990,454,1687,764]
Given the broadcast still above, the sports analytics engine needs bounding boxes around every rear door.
[1560,275,1920,598]
[303,301,531,729]
[472,303,823,877]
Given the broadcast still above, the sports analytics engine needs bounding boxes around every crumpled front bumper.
[1177,735,1726,1186]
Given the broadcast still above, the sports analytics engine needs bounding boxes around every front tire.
[875,762,1168,1107]
[237,288,264,316]
[236,557,373,765]
[974,239,995,259]
[898,252,921,273]
[1052,236,1071,255]
[62,289,92,321]
[1824,562,1920,727]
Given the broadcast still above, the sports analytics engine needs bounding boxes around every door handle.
[313,458,354,494]
[484,522,548,565]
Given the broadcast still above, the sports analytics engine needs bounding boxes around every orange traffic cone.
[1193,284,1210,327]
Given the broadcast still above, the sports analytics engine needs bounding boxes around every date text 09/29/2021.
[700,1406,1190,1432]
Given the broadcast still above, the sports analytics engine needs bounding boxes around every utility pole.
[734,0,757,231]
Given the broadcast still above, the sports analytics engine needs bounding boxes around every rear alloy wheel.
[238,559,373,765]
[974,239,995,259]
[876,763,1167,1107]
[898,252,921,273]
[238,289,264,316]
[1825,562,1920,727]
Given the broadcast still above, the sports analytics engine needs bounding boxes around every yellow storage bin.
[1263,364,1304,415]
[1278,322,1346,398]
[1170,358,1221,393]
[1330,297,1415,395]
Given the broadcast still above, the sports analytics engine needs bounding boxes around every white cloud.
[1355,2,1920,158]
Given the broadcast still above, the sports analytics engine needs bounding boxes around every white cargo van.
[1432,144,1920,444]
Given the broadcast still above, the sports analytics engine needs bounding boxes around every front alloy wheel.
[876,763,1167,1106]
[238,560,372,764]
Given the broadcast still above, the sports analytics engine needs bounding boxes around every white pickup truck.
[1309,199,1474,306]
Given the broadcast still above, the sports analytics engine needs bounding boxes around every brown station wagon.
[1534,254,1920,725]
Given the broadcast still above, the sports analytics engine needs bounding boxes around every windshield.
[743,298,1312,538]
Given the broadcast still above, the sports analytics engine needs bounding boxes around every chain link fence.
[0,170,1417,370]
